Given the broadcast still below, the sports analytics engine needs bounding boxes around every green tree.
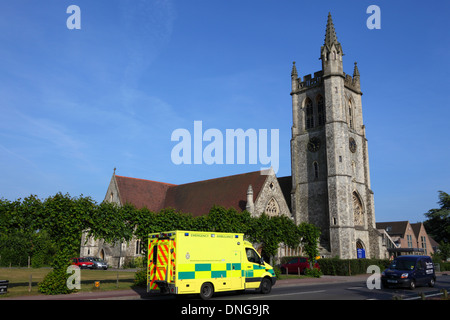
[206,206,251,234]
[298,222,321,268]
[424,191,449,243]
[246,213,300,263]
[37,193,97,294]
[0,195,43,267]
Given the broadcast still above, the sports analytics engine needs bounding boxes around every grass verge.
[0,268,137,298]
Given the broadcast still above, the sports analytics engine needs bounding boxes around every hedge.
[316,258,390,276]
[437,261,450,271]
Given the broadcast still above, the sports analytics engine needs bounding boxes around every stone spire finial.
[352,62,361,90]
[353,62,360,77]
[323,12,343,53]
[291,61,298,77]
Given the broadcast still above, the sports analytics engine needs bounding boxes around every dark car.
[381,255,436,290]
[280,257,320,274]
[71,257,94,269]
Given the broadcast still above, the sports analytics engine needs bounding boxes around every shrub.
[38,269,76,295]
[125,256,146,269]
[273,266,282,279]
[439,261,450,271]
[305,267,322,278]
[134,267,147,287]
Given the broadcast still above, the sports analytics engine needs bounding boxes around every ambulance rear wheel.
[200,282,214,300]
[259,277,272,294]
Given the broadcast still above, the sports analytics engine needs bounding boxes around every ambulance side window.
[246,248,260,264]
[152,245,158,264]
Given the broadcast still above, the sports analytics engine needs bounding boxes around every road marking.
[248,290,326,299]
[403,292,443,300]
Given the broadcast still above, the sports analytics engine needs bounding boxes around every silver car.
[85,257,108,270]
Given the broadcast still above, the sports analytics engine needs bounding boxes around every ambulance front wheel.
[259,277,272,294]
[200,282,214,300]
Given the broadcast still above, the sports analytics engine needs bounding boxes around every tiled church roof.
[115,175,174,212]
[114,170,268,217]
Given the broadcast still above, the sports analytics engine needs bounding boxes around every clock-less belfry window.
[305,98,314,129]
[348,100,354,129]
[317,95,325,126]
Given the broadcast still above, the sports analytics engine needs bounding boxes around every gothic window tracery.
[265,198,280,216]
[317,95,325,126]
[305,98,314,129]
[348,100,354,130]
[353,192,364,226]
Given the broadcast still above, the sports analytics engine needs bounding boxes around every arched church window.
[317,95,325,126]
[348,100,354,130]
[353,192,364,226]
[305,98,314,129]
[135,240,141,255]
[265,198,280,216]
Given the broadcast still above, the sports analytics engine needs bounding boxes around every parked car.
[71,257,94,269]
[84,257,108,270]
[280,257,320,274]
[381,255,436,290]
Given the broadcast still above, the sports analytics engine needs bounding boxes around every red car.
[280,257,320,274]
[71,257,94,269]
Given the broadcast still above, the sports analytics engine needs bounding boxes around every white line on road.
[403,292,443,300]
[248,290,326,299]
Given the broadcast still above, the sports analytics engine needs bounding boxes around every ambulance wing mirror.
[260,257,265,265]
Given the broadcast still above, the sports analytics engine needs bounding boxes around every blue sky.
[0,0,448,223]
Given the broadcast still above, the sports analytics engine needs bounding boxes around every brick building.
[376,221,435,257]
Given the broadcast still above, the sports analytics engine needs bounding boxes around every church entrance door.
[356,241,365,259]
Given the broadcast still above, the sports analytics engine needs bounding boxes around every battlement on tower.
[343,72,361,93]
[292,70,323,93]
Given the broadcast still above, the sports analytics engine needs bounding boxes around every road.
[5,273,449,301]
[136,273,450,300]
[218,274,450,300]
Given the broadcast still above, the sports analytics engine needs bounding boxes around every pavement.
[1,273,372,300]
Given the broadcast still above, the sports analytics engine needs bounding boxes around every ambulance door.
[148,239,171,291]
[231,250,244,290]
[243,247,263,289]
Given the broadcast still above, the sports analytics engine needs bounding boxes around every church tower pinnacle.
[320,13,343,76]
[323,13,342,53]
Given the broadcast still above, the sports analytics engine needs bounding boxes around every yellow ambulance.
[147,230,276,299]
